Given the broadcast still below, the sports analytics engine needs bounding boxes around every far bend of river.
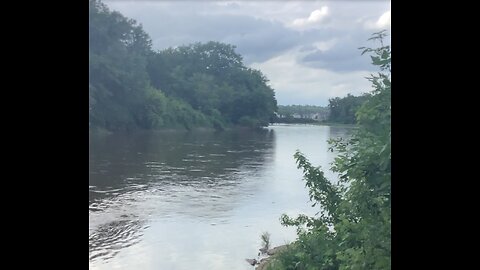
[89,124,353,270]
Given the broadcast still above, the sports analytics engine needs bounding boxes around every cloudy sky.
[104,0,391,106]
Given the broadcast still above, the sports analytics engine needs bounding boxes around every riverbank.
[271,121,357,127]
[314,121,358,127]
[247,245,289,270]
[269,122,357,128]
[89,125,271,137]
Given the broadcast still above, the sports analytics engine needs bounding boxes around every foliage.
[327,94,370,124]
[270,31,391,270]
[277,105,329,117]
[89,0,154,131]
[147,42,277,128]
[275,105,329,123]
[89,0,277,132]
[261,232,271,252]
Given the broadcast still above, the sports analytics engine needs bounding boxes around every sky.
[104,0,391,106]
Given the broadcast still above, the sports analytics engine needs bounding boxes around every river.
[89,124,353,270]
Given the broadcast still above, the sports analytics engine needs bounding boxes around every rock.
[245,258,258,266]
[259,247,268,254]
[256,245,289,270]
[255,258,271,270]
[267,245,288,256]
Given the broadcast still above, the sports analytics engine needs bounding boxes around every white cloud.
[308,7,329,22]
[365,10,391,29]
[214,1,241,7]
[291,6,329,29]
[376,10,391,28]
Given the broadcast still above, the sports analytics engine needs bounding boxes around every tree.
[328,94,370,124]
[275,105,329,123]
[270,31,391,270]
[89,0,153,130]
[147,41,277,128]
[90,0,277,131]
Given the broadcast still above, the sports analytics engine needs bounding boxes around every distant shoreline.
[89,125,272,136]
[270,122,357,128]
[90,123,357,136]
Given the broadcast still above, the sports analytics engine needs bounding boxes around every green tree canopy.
[328,94,370,124]
[147,41,277,128]
[89,0,277,132]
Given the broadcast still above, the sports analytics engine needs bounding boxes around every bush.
[271,31,391,270]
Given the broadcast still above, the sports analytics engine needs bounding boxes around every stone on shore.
[255,257,271,270]
[266,245,288,256]
[255,245,289,270]
[245,258,258,266]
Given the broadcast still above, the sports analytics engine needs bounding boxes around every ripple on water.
[89,219,146,262]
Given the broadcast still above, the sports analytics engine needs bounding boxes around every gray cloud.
[105,1,388,67]
[105,1,338,64]
[300,38,375,72]
[296,26,391,73]
[223,19,303,64]
[104,0,391,105]
[157,14,303,64]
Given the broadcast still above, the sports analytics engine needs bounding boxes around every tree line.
[273,95,369,125]
[89,0,277,132]
[275,105,328,122]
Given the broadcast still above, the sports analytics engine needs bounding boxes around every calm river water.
[89,124,352,270]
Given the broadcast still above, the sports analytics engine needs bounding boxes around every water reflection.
[89,125,352,270]
[89,128,276,264]
[328,124,356,139]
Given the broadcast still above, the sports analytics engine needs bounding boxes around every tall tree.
[89,0,152,130]
[328,94,370,124]
[147,41,277,128]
